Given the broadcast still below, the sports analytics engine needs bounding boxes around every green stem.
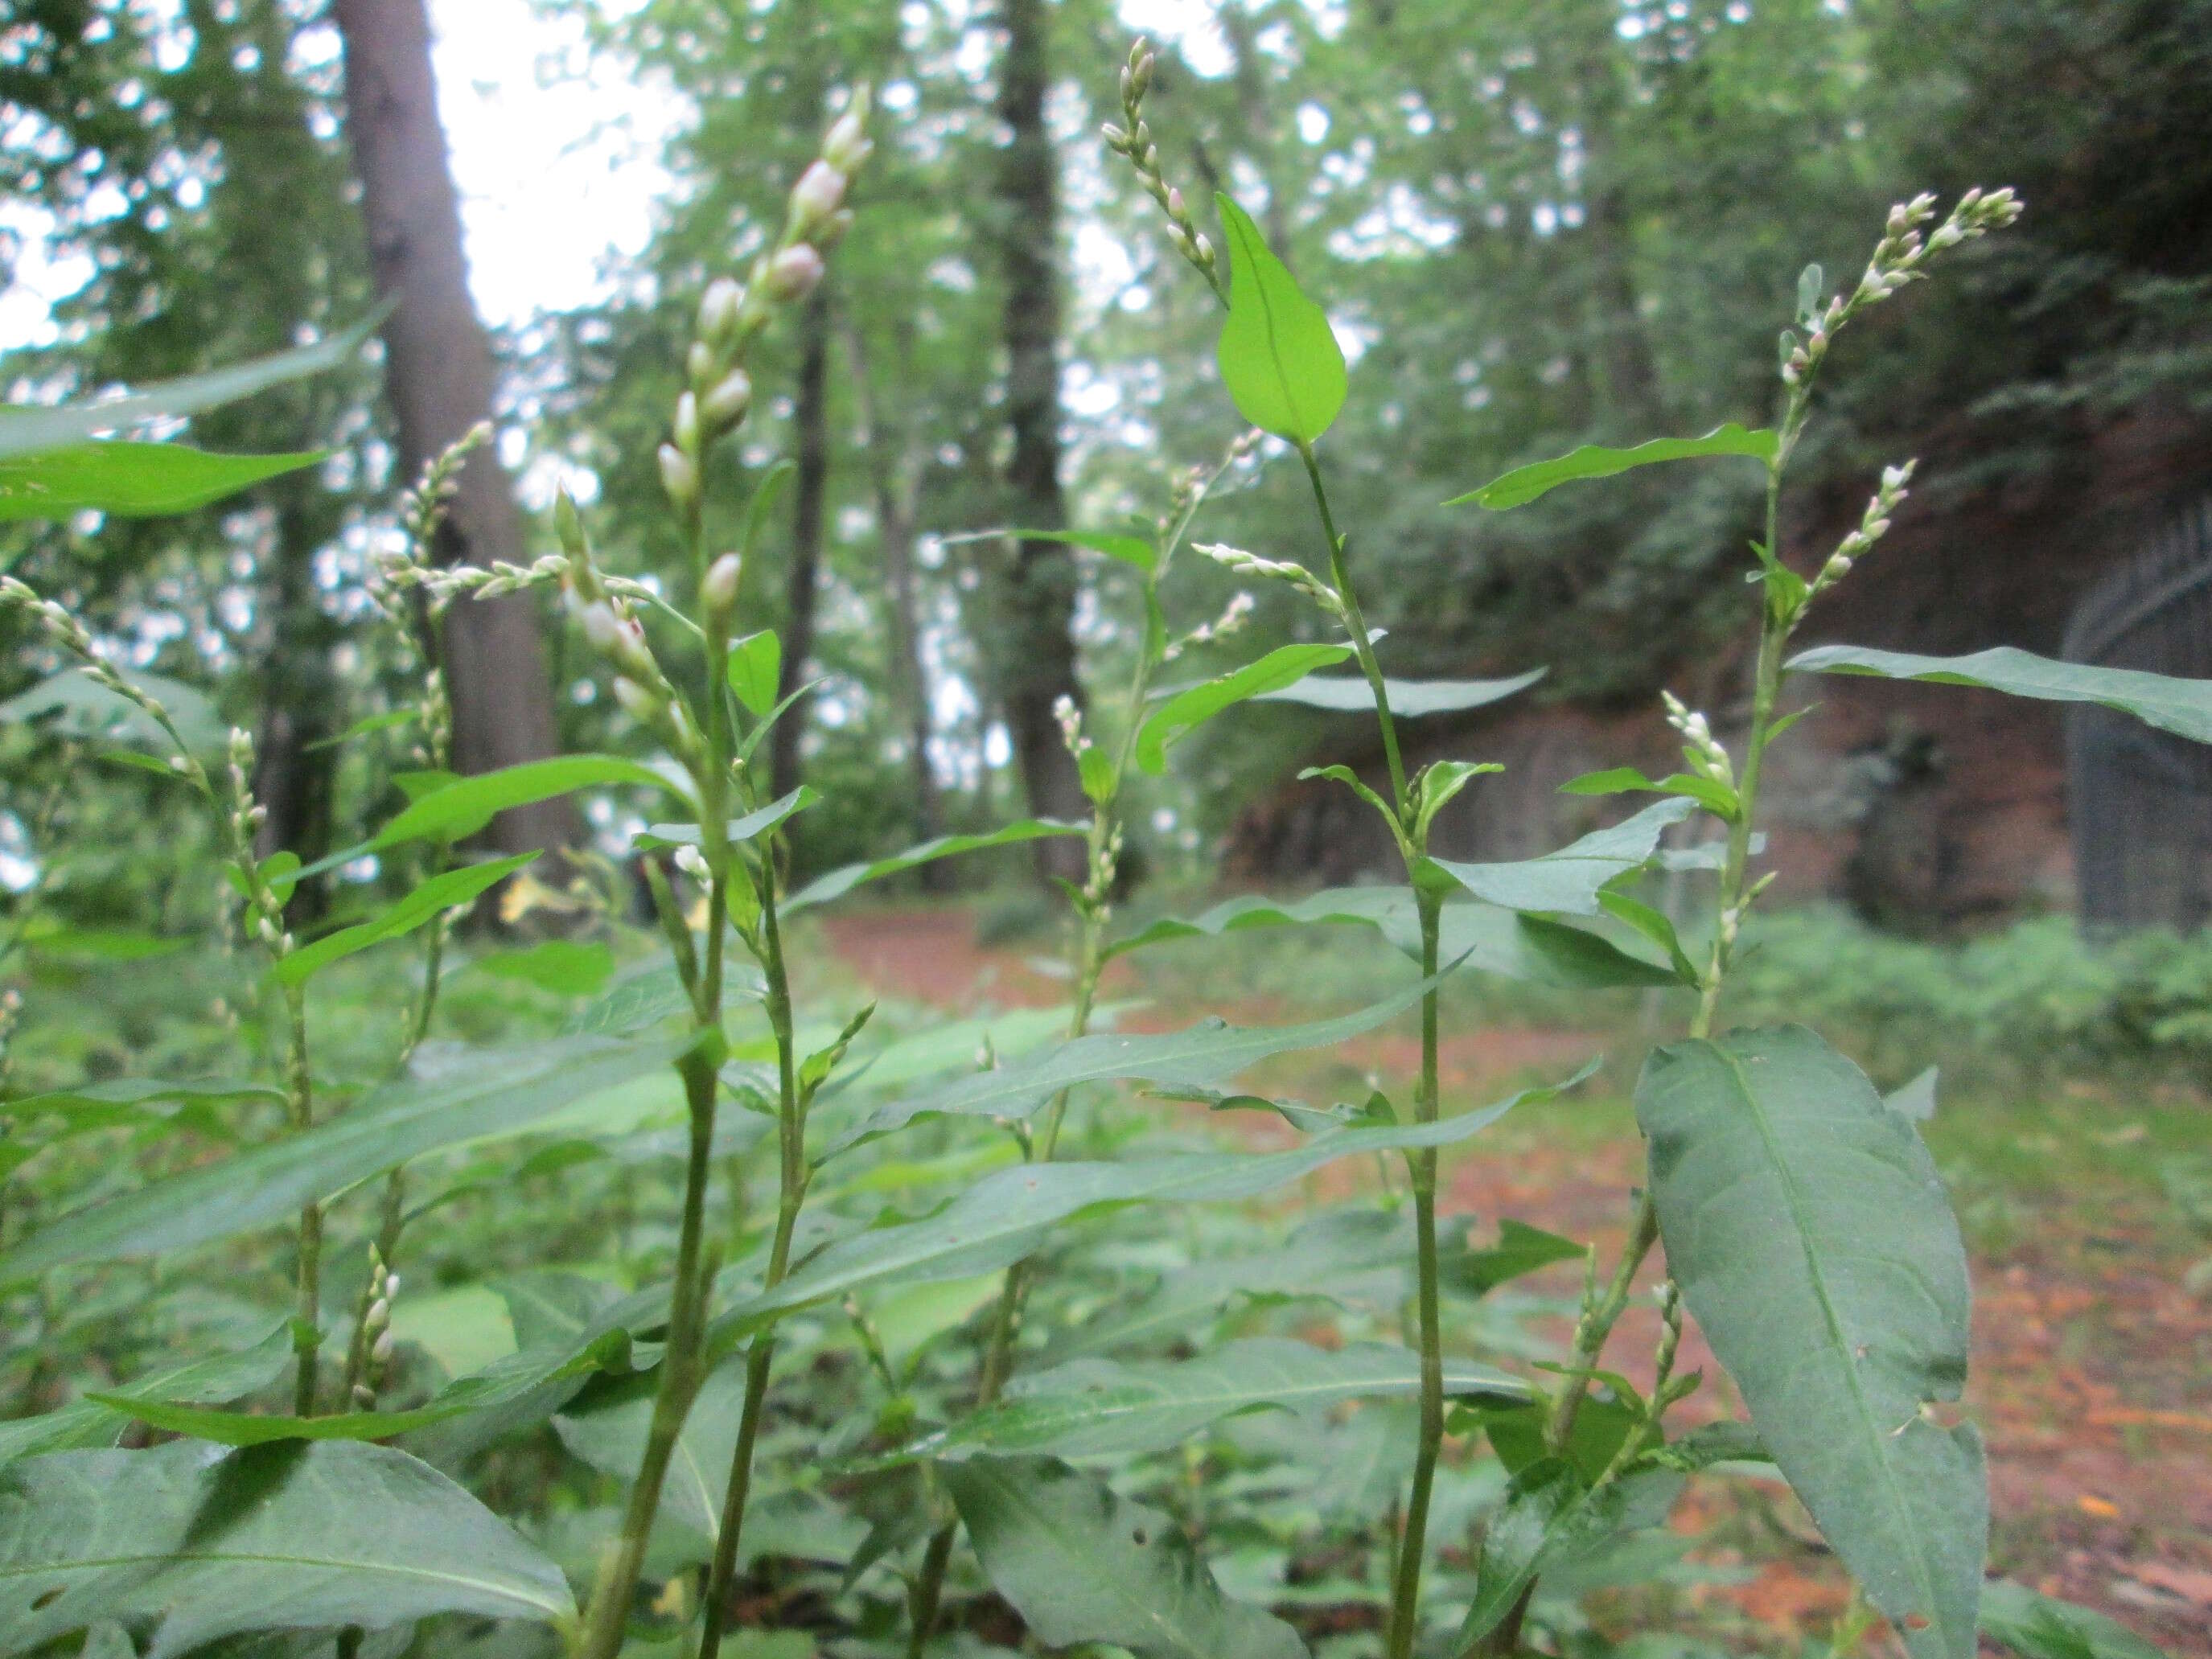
[281,983,321,1417]
[1382,887,1446,1659]
[697,857,805,1659]
[1297,441,1408,815]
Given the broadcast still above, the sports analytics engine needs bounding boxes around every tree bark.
[839,314,948,872]
[771,287,833,813]
[993,0,1088,877]
[331,0,577,859]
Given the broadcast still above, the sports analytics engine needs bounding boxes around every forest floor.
[816,905,2212,1659]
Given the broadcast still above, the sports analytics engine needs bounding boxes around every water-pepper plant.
[0,43,2188,1659]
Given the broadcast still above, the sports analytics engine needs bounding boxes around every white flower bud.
[658,442,700,509]
[701,552,742,619]
[365,1296,390,1333]
[698,277,744,347]
[763,244,825,302]
[675,845,710,883]
[371,1329,394,1366]
[673,391,701,454]
[701,369,753,430]
[687,340,715,384]
[823,89,872,171]
[790,159,849,232]
[612,677,660,725]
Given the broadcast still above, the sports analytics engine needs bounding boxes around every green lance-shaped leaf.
[555,1359,754,1549]
[1786,643,2212,746]
[0,442,324,523]
[0,1439,573,1655]
[4,1077,280,1131]
[1978,1581,2176,1659]
[726,630,783,717]
[1136,643,1355,774]
[1050,1207,1418,1361]
[0,310,384,461]
[782,819,1087,912]
[371,754,685,851]
[884,1338,1528,1464]
[839,971,1442,1149]
[0,1033,685,1281]
[944,1455,1308,1659]
[0,1328,294,1469]
[1454,1460,1686,1649]
[1215,193,1347,445]
[635,783,819,851]
[274,852,538,987]
[1259,666,1547,716]
[1447,423,1778,511]
[1104,884,1679,988]
[1431,797,1698,916]
[1635,1025,1984,1659]
[0,667,224,757]
[712,1068,1584,1344]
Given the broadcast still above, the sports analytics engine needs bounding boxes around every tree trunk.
[253,495,341,923]
[771,287,833,813]
[839,314,948,873]
[993,0,1088,878]
[331,0,577,859]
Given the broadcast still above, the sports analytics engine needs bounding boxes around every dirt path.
[822,906,2212,1656]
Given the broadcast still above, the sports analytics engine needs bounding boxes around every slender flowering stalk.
[1488,187,2021,1656]
[905,432,1255,1657]
[568,87,875,1659]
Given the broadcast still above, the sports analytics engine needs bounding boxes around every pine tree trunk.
[331,0,577,860]
[993,0,1087,878]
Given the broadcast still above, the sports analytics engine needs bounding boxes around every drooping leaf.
[1786,643,2212,746]
[1431,799,1698,915]
[0,1439,573,1654]
[0,313,382,461]
[726,630,783,717]
[1560,765,1740,820]
[944,1455,1307,1659]
[635,785,817,851]
[1135,643,1355,774]
[783,820,1087,912]
[1104,885,1677,988]
[711,1069,1583,1343]
[303,708,417,753]
[1260,666,1547,716]
[275,853,537,987]
[888,1339,1527,1464]
[0,442,323,523]
[0,1034,683,1280]
[0,666,224,756]
[1887,1066,1940,1122]
[1447,1218,1585,1299]
[1215,192,1347,446]
[839,972,1441,1149]
[1636,1025,1984,1659]
[1448,424,1778,510]
[1979,1581,2173,1659]
[0,1328,294,1468]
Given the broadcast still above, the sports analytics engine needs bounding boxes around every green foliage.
[1788,645,2212,744]
[0,443,325,523]
[1448,425,1780,511]
[1214,195,1348,446]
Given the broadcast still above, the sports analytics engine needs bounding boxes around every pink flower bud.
[763,244,825,302]
[697,277,743,346]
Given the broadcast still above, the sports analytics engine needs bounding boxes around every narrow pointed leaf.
[1636,1025,1984,1659]
[0,1034,683,1280]
[275,852,537,986]
[370,755,689,851]
[0,311,382,460]
[714,1069,1584,1341]
[726,630,783,717]
[944,1455,1307,1659]
[0,666,223,756]
[1786,644,2212,745]
[890,1339,1527,1464]
[783,819,1086,912]
[1431,798,1697,915]
[635,784,818,851]
[1449,424,1778,510]
[1260,666,1546,716]
[0,443,323,523]
[0,1439,573,1654]
[1136,643,1355,773]
[0,1328,294,1468]
[1979,1581,2173,1659]
[1215,193,1347,445]
[1104,885,1676,987]
[5,1078,282,1131]
[1456,1460,1686,1647]
[843,972,1439,1148]
[944,526,1157,574]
